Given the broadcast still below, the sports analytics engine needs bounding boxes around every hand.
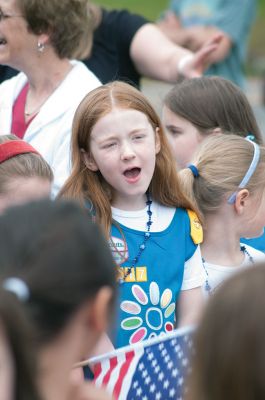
[185,25,223,51]
[179,33,224,78]
[68,368,114,400]
[69,381,114,400]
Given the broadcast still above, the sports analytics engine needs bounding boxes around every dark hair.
[19,0,93,59]
[188,264,265,400]
[0,199,116,345]
[0,290,39,400]
[164,76,263,144]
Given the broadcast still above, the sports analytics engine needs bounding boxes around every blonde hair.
[59,81,197,235]
[0,135,53,194]
[179,134,265,219]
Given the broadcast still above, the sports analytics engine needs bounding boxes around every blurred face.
[88,108,160,210]
[0,322,14,400]
[0,176,51,213]
[0,0,37,69]
[162,105,204,168]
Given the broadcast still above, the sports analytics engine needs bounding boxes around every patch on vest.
[187,209,203,244]
[109,236,129,264]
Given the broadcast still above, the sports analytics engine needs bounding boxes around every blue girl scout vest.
[110,208,202,348]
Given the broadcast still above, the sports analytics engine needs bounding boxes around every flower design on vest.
[120,282,175,344]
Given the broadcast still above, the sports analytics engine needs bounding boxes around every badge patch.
[187,209,203,244]
[109,236,128,264]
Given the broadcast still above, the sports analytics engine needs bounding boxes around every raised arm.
[130,23,223,82]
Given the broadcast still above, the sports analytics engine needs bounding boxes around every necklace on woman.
[24,97,48,117]
[202,245,254,294]
[24,88,52,117]
[119,192,153,285]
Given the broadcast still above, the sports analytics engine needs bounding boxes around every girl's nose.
[120,142,136,160]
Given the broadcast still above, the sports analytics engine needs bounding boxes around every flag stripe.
[113,350,135,399]
[93,362,102,380]
[94,358,111,387]
[102,356,118,386]
[105,352,126,394]
[88,327,195,400]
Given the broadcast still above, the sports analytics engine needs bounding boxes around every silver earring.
[37,41,45,53]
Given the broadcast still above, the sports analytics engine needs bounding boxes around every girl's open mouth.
[124,167,141,178]
[123,167,141,182]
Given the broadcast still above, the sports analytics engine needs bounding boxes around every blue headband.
[188,164,199,178]
[227,139,260,204]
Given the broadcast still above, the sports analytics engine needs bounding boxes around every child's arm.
[177,286,205,327]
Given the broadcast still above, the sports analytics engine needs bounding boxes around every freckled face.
[88,108,160,210]
[162,105,204,168]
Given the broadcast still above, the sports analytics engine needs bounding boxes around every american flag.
[87,326,194,400]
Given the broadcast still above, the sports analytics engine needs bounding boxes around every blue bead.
[145,232,150,238]
[140,244,145,250]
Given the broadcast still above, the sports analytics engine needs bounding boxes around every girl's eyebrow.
[93,127,148,142]
[166,124,181,130]
[91,134,118,146]
[129,127,148,134]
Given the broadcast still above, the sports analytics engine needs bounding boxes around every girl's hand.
[68,381,114,400]
[178,33,224,78]
[69,367,114,400]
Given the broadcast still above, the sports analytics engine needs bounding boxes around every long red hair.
[59,81,198,236]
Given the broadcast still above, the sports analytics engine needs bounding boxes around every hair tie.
[188,164,199,178]
[227,139,260,204]
[3,277,30,302]
[246,133,255,142]
[0,140,39,164]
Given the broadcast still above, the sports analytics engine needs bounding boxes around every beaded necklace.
[202,245,254,294]
[119,193,153,285]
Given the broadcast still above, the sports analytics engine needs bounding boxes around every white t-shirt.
[202,243,265,295]
[111,201,205,291]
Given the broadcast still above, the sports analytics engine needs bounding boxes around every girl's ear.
[234,189,250,215]
[80,149,98,171]
[155,127,161,154]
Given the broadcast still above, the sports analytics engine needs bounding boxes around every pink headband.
[0,140,39,164]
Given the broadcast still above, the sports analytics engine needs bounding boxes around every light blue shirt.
[168,0,256,87]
